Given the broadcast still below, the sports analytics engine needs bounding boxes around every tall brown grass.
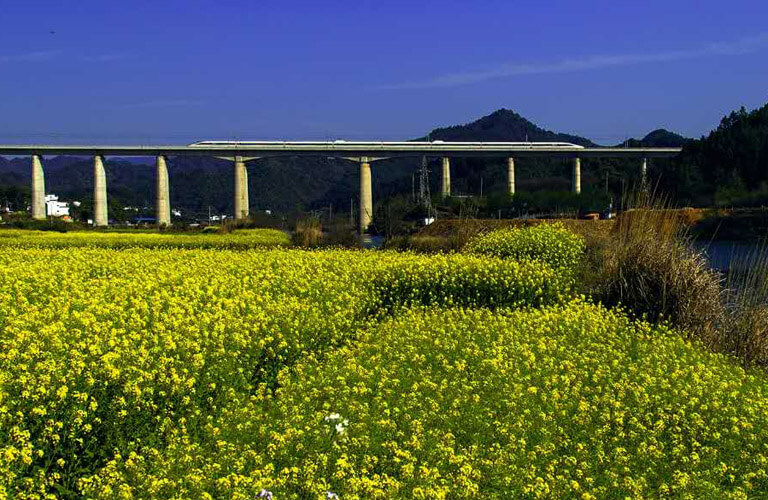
[722,240,768,366]
[383,235,456,253]
[586,188,768,368]
[293,217,323,247]
[588,189,724,347]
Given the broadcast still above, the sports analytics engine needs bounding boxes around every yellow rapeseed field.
[0,227,766,499]
[465,222,586,275]
[0,228,291,250]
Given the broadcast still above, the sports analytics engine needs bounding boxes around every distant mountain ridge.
[620,129,690,148]
[422,109,597,146]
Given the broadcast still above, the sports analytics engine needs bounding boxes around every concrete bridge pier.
[242,161,249,217]
[93,155,108,226]
[217,155,258,221]
[233,156,249,220]
[507,157,515,195]
[641,157,648,184]
[31,154,46,219]
[572,157,581,194]
[156,155,171,226]
[441,157,451,197]
[359,157,373,234]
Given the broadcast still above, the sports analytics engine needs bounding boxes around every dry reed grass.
[293,217,323,247]
[722,240,768,366]
[589,190,725,347]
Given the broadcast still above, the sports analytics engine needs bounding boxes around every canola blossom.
[465,223,586,275]
[0,244,567,498]
[82,304,768,499]
[0,226,767,499]
[0,228,291,250]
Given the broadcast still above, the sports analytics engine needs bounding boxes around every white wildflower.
[335,418,350,435]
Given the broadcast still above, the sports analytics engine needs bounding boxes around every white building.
[45,195,70,217]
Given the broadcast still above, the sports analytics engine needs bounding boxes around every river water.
[694,241,763,272]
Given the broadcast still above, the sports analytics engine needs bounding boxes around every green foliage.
[484,189,611,216]
[662,102,768,206]
[373,195,422,238]
[1,218,79,232]
[465,222,586,275]
[0,183,29,211]
[714,181,768,208]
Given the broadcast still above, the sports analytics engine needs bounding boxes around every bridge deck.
[0,141,681,159]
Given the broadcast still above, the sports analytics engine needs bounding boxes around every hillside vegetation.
[663,103,768,207]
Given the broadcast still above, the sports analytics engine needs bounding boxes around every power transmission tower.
[418,156,432,218]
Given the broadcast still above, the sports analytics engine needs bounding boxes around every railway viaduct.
[0,141,681,233]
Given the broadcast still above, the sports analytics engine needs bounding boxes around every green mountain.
[622,129,691,148]
[424,108,596,146]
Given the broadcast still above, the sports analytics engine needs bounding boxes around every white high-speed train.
[187,140,585,149]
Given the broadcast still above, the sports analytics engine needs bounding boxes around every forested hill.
[423,108,596,146]
[622,129,691,148]
[660,102,768,206]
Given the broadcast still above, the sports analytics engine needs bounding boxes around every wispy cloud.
[0,50,61,63]
[80,53,133,63]
[0,51,133,64]
[377,33,768,90]
[105,99,207,110]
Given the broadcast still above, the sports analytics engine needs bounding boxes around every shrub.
[465,222,586,274]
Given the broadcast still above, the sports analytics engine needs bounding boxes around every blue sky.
[0,0,766,144]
